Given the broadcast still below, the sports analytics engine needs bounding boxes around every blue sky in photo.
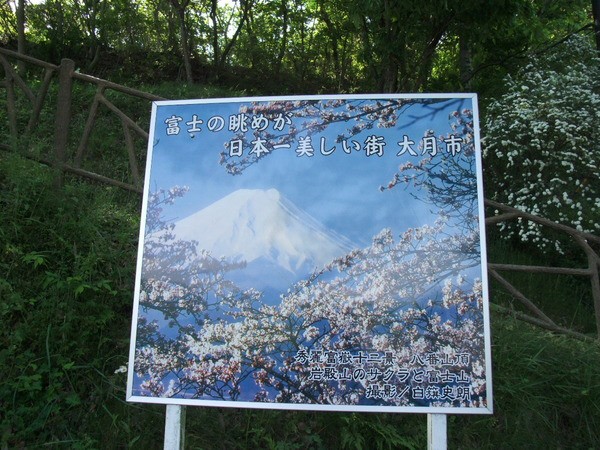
[146,96,473,247]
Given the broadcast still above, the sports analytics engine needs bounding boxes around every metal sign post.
[427,414,447,450]
[164,405,186,450]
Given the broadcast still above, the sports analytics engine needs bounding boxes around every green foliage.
[5,0,594,94]
[0,153,148,447]
[0,2,15,44]
[337,414,421,450]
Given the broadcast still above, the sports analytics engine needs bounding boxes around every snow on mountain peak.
[173,188,354,275]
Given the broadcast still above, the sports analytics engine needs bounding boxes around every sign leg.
[164,405,186,450]
[427,413,447,450]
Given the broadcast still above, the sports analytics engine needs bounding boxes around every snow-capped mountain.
[173,188,355,288]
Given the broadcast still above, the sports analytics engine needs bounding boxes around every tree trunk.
[210,0,220,77]
[246,9,259,70]
[459,32,472,88]
[593,0,600,52]
[218,0,252,71]
[274,0,288,76]
[359,17,379,88]
[381,0,398,92]
[178,8,193,84]
[171,0,193,84]
[413,16,452,91]
[82,0,104,73]
[317,0,340,85]
[381,59,398,93]
[16,0,25,75]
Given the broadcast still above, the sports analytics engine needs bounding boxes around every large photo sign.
[127,94,493,413]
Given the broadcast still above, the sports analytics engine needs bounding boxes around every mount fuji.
[172,188,356,291]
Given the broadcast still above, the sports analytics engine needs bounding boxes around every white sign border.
[126,93,493,415]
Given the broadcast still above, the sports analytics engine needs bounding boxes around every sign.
[127,94,493,414]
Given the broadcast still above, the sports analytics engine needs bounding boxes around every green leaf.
[22,251,47,268]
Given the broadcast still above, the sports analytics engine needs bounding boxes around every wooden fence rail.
[0,47,164,193]
[2,47,599,342]
[484,199,600,342]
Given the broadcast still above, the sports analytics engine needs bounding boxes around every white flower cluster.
[483,35,600,251]
[133,210,488,406]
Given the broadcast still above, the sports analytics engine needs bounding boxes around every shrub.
[483,34,600,252]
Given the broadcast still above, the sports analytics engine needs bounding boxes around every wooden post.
[427,414,447,450]
[164,405,186,450]
[4,70,18,147]
[53,58,74,188]
[573,234,600,339]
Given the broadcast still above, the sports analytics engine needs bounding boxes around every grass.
[452,314,600,449]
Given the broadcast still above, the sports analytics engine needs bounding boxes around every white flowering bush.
[483,35,600,251]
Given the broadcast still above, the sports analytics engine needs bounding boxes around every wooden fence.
[2,47,599,342]
[485,199,600,341]
[0,47,163,193]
